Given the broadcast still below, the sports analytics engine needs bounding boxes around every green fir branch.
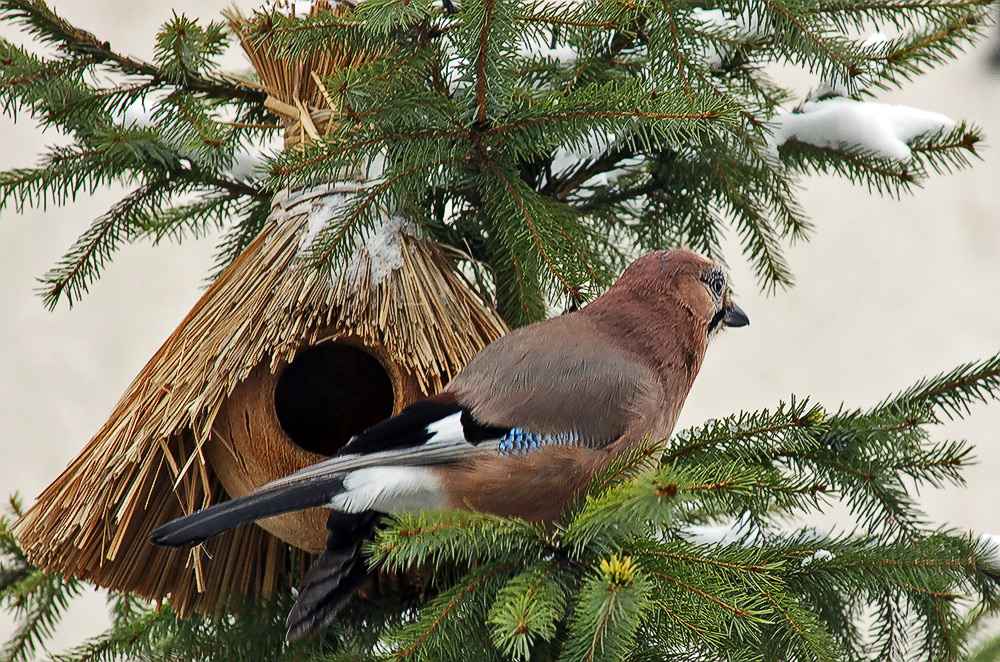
[487,561,568,661]
[1,497,83,662]
[38,178,178,309]
[210,197,273,274]
[778,139,918,198]
[389,562,512,662]
[558,557,651,662]
[370,509,550,573]
[808,0,993,32]
[755,0,869,92]
[885,352,1000,420]
[866,9,991,91]
[0,0,264,105]
[907,122,983,177]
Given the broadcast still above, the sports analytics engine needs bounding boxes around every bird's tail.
[286,510,381,642]
[150,476,345,548]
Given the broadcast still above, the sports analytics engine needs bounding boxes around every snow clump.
[769,98,956,162]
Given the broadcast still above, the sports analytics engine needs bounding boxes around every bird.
[150,248,749,640]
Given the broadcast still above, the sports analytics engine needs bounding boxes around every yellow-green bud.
[600,554,636,587]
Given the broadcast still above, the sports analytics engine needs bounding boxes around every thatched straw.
[13,187,508,615]
[224,2,380,150]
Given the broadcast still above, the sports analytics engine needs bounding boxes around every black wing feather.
[341,399,462,455]
[285,510,381,641]
[339,397,509,454]
[150,476,345,547]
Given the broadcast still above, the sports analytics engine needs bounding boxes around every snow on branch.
[769,98,956,162]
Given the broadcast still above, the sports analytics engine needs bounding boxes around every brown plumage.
[150,249,749,640]
[437,250,744,521]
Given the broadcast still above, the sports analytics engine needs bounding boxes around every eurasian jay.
[151,248,749,640]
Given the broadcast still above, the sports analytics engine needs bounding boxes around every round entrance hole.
[274,343,395,456]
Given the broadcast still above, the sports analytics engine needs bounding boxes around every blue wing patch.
[498,428,581,455]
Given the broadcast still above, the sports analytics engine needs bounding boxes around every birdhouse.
[12,2,507,617]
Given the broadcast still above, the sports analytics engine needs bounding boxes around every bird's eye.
[705,274,725,297]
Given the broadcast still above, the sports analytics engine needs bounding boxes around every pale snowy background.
[1,0,999,650]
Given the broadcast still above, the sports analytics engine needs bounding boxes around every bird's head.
[698,262,750,339]
[612,250,749,339]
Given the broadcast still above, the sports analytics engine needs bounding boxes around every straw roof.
[223,2,380,150]
[13,186,508,615]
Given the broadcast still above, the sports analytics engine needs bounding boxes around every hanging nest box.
[13,2,507,617]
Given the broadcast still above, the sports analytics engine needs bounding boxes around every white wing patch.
[262,411,497,490]
[425,411,465,445]
[329,466,448,514]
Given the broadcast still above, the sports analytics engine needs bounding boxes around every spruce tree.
[2,0,1000,660]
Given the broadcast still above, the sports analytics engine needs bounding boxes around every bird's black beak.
[723,302,749,328]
